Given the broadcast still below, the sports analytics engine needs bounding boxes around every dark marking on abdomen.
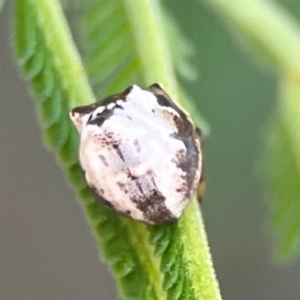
[113,144,125,161]
[99,154,108,166]
[130,176,176,224]
[133,139,141,153]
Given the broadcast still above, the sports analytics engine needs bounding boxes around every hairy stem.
[123,0,178,99]
[123,0,221,298]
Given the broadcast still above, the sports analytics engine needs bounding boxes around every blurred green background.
[1,1,300,299]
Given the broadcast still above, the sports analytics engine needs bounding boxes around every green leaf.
[263,77,300,262]
[14,0,221,299]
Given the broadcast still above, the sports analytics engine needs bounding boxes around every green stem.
[124,0,221,298]
[123,220,166,299]
[123,0,178,100]
[179,199,222,299]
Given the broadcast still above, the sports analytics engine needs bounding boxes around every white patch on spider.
[70,84,202,224]
[107,103,115,110]
[93,105,105,116]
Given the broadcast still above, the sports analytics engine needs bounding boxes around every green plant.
[14,0,220,299]
[10,0,300,298]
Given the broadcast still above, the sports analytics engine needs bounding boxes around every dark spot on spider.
[126,210,131,215]
[176,189,182,193]
[89,109,114,127]
[178,160,192,173]
[113,144,125,161]
[135,180,144,195]
[122,85,134,96]
[130,185,175,224]
[156,95,172,107]
[127,170,137,180]
[94,116,106,126]
[117,182,125,189]
[149,83,163,90]
[146,169,153,175]
[195,127,202,138]
[152,109,155,113]
[72,105,96,116]
[133,139,141,153]
[87,113,93,123]
[99,155,108,167]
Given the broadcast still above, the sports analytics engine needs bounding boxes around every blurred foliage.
[264,114,300,262]
[264,78,300,262]
[205,0,300,262]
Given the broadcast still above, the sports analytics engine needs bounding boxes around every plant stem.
[180,199,222,299]
[124,0,222,298]
[123,0,178,100]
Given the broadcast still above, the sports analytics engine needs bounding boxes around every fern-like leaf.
[14,0,221,299]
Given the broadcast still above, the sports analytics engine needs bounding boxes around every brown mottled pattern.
[149,84,200,198]
[130,177,175,224]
